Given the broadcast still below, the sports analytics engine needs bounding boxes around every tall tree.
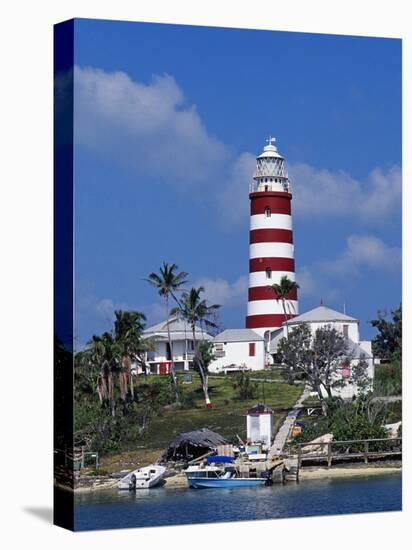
[278,325,355,416]
[146,262,188,400]
[370,304,402,361]
[114,310,146,400]
[270,275,299,336]
[171,286,220,407]
[86,332,120,417]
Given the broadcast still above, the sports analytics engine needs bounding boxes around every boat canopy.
[207,455,234,464]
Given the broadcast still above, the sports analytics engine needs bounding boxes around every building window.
[264,206,271,217]
[249,343,255,356]
[266,268,272,279]
[343,324,349,339]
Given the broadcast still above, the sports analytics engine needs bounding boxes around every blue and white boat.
[185,456,267,489]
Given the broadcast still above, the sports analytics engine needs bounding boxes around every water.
[74,473,401,531]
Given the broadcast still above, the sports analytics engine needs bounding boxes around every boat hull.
[118,465,166,490]
[188,477,266,489]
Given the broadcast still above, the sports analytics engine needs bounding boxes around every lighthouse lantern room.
[246,137,298,338]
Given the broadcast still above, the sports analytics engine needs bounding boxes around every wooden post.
[364,441,369,464]
[327,442,332,468]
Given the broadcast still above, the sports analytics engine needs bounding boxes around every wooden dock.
[294,437,402,469]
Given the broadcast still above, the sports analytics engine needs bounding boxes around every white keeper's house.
[142,318,212,375]
[269,304,374,398]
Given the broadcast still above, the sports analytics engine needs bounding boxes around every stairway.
[268,385,311,459]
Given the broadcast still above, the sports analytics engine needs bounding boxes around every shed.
[246,403,274,448]
[162,428,228,462]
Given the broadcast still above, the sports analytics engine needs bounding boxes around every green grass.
[80,373,303,472]
[135,374,302,451]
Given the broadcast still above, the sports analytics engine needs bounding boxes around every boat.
[117,464,166,490]
[185,456,267,489]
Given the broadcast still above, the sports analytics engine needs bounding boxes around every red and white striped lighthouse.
[246,137,298,337]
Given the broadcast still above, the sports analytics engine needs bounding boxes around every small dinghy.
[118,464,166,490]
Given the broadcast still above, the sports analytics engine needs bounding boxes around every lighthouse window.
[264,207,271,217]
[266,268,272,279]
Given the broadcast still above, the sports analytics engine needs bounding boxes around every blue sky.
[72,19,402,347]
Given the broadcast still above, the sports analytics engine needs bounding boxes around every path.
[268,385,311,459]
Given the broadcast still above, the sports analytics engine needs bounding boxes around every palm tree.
[146,262,188,400]
[114,310,146,400]
[171,287,220,407]
[87,332,119,417]
[270,275,299,337]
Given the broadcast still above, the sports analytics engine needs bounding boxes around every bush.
[178,392,197,410]
[374,361,402,396]
[232,372,258,400]
[292,418,330,445]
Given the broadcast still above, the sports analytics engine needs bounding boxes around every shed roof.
[162,428,228,461]
[247,403,274,415]
[213,329,264,343]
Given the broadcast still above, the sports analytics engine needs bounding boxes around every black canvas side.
[53,18,75,532]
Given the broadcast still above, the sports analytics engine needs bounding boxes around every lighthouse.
[246,137,298,338]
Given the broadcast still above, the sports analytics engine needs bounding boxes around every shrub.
[232,372,258,400]
[374,361,402,396]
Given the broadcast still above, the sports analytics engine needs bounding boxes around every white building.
[208,329,265,373]
[246,403,274,449]
[142,318,212,375]
[269,305,374,398]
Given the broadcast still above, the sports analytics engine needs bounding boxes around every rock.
[384,421,401,437]
[301,433,333,455]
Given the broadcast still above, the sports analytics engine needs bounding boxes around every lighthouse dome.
[251,137,291,193]
[257,141,283,159]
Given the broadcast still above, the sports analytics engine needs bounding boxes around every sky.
[71,19,402,348]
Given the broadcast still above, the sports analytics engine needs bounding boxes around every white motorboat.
[117,464,166,490]
[185,456,268,489]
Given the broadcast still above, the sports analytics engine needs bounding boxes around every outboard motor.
[129,473,137,491]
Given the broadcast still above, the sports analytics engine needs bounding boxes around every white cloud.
[289,163,401,224]
[73,65,401,228]
[296,234,401,302]
[74,66,230,188]
[95,298,117,321]
[295,266,316,298]
[321,234,401,276]
[193,275,248,307]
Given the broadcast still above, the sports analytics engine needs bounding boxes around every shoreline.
[70,464,401,493]
[299,465,401,480]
